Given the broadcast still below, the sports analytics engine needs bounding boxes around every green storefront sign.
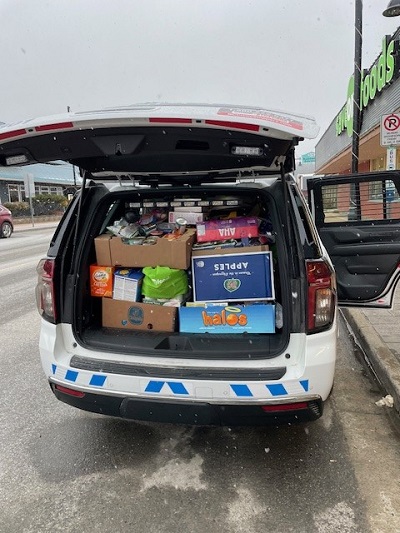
[336,35,398,137]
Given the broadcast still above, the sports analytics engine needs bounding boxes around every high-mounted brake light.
[35,258,57,323]
[205,119,260,132]
[306,260,335,333]
[0,128,27,141]
[148,117,192,124]
[35,121,74,132]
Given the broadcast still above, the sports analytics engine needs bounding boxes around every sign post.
[23,173,35,227]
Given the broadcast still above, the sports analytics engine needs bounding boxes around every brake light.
[306,260,335,333]
[36,258,57,323]
[34,121,74,132]
[204,119,260,132]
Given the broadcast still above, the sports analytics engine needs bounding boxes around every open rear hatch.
[0,104,319,360]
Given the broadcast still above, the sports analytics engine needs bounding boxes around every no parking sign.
[381,113,400,146]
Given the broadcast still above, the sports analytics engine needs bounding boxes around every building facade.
[315,27,400,176]
[0,162,80,204]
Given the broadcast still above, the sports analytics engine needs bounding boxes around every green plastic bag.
[142,266,188,299]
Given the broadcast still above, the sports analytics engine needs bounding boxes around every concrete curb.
[341,307,400,414]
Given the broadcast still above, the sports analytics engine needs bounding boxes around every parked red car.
[0,204,13,238]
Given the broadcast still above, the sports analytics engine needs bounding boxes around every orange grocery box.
[90,265,114,297]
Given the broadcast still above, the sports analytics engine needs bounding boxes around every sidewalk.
[341,299,400,414]
[14,221,60,231]
[13,216,61,232]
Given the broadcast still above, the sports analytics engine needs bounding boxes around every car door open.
[308,171,400,308]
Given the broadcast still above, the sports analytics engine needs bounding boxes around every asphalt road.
[1,226,400,533]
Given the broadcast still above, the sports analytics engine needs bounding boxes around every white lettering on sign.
[218,228,236,237]
[214,262,248,271]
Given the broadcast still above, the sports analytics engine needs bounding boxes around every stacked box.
[113,268,143,302]
[191,248,274,302]
[95,229,196,269]
[179,304,275,334]
[196,216,259,243]
[90,265,113,297]
[102,299,176,332]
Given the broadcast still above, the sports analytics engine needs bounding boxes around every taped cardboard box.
[102,298,177,332]
[94,234,112,265]
[95,229,196,269]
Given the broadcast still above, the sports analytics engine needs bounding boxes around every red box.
[196,217,259,243]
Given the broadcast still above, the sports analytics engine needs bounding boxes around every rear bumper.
[50,382,323,426]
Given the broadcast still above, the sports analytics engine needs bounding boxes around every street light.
[349,1,400,219]
[383,0,400,17]
[351,0,363,175]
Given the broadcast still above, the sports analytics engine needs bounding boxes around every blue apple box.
[179,303,276,334]
[191,251,274,302]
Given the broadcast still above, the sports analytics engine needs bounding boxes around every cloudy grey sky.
[1,0,399,157]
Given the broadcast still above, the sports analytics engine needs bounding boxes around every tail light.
[306,259,335,333]
[36,258,57,323]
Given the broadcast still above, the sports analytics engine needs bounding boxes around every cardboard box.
[179,303,276,334]
[94,229,196,269]
[94,234,112,265]
[113,268,143,302]
[90,265,114,297]
[191,249,274,302]
[196,216,259,243]
[102,298,177,332]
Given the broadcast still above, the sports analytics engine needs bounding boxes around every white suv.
[0,104,398,425]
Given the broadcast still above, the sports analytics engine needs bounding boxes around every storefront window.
[7,183,22,202]
[370,156,386,172]
[7,183,65,201]
[320,178,398,223]
[369,181,399,201]
[369,156,399,201]
[322,185,337,210]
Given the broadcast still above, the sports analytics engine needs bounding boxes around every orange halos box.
[90,265,114,297]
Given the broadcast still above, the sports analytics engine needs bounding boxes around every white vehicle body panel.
[39,319,337,404]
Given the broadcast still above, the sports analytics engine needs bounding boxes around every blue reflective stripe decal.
[89,375,107,387]
[231,384,253,397]
[300,380,309,392]
[266,384,288,396]
[52,366,311,399]
[167,382,189,395]
[65,370,78,382]
[145,381,165,393]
